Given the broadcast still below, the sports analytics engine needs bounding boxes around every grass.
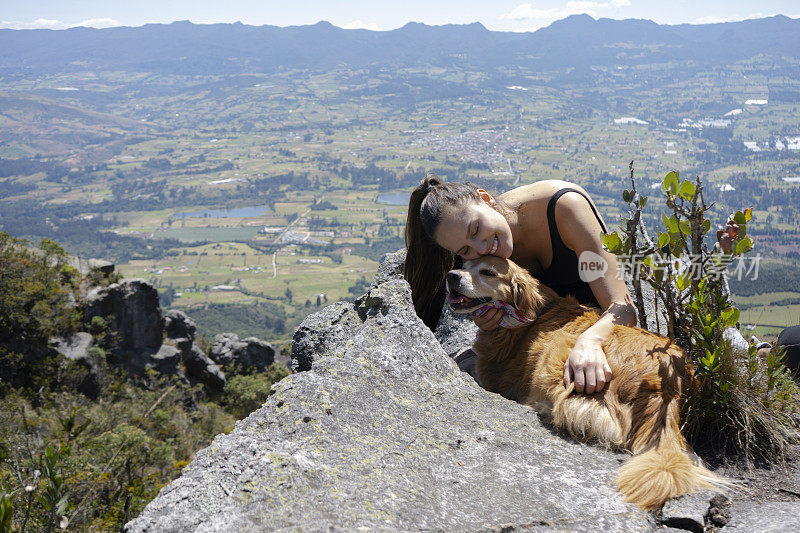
[153,226,258,242]
[740,304,800,331]
[117,241,378,342]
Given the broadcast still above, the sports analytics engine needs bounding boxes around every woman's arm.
[555,190,638,394]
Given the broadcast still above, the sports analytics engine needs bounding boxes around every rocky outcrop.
[369,248,406,288]
[79,279,225,390]
[84,279,164,352]
[291,249,477,374]
[182,344,226,390]
[67,256,115,277]
[127,251,800,532]
[210,333,276,371]
[50,331,94,362]
[163,309,197,344]
[127,268,660,532]
[49,332,102,398]
[291,301,362,372]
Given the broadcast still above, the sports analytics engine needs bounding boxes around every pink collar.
[470,300,536,329]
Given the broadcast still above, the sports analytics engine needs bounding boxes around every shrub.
[0,371,237,531]
[222,364,290,420]
[602,163,799,462]
[0,232,80,348]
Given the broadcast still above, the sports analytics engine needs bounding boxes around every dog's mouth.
[446,290,492,312]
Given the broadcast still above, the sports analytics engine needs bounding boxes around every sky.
[1,0,798,32]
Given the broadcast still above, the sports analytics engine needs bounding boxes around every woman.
[404,174,637,395]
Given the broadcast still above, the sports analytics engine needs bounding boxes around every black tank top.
[531,188,609,309]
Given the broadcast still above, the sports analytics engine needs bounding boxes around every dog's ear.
[511,273,532,313]
[510,270,547,315]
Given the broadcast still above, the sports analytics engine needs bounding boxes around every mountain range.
[1,15,798,76]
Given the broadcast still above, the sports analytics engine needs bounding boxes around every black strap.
[545,188,608,271]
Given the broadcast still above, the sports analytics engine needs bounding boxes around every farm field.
[2,40,799,345]
[117,243,378,307]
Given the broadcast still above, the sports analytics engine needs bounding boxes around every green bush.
[0,371,237,531]
[602,165,799,462]
[222,364,291,420]
[0,232,80,347]
[0,233,296,530]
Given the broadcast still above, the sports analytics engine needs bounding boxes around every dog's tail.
[615,444,727,510]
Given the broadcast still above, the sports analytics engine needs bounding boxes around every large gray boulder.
[370,248,406,288]
[49,332,102,398]
[290,300,362,372]
[183,344,226,391]
[147,345,182,376]
[163,309,197,343]
[50,331,94,362]
[210,333,275,371]
[67,256,115,277]
[126,278,657,532]
[84,279,164,352]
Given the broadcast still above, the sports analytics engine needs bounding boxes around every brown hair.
[404,173,483,329]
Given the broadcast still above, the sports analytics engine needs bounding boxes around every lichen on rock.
[126,256,657,532]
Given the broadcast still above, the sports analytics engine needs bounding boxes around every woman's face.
[433,200,513,261]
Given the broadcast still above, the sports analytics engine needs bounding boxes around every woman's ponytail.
[404,174,456,330]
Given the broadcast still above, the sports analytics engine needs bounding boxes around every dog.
[445,255,725,510]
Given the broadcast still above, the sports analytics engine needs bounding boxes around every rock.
[183,344,226,391]
[87,258,115,275]
[706,493,731,528]
[209,333,275,371]
[435,301,479,359]
[49,332,101,398]
[724,501,800,532]
[67,256,115,277]
[126,278,653,532]
[147,345,182,376]
[370,248,406,288]
[84,279,164,352]
[660,490,726,533]
[50,331,94,362]
[290,301,362,372]
[372,247,478,362]
[722,326,750,357]
[164,310,196,343]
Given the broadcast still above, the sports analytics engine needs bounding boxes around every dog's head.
[445,256,552,318]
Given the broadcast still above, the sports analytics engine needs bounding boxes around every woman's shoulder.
[498,180,589,207]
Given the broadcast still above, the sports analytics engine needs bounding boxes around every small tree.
[602,163,799,462]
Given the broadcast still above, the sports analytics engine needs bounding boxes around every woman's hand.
[473,307,503,331]
[563,333,613,394]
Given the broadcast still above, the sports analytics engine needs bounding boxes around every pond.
[376,192,410,206]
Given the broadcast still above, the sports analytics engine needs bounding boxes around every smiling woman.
[404,172,638,395]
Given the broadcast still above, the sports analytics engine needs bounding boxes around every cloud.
[500,1,630,22]
[339,20,381,31]
[0,18,67,29]
[75,18,121,29]
[0,17,121,30]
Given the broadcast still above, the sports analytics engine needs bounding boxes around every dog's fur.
[446,256,725,510]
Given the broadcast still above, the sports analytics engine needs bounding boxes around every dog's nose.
[446,271,461,287]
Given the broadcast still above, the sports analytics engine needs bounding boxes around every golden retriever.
[445,256,724,510]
